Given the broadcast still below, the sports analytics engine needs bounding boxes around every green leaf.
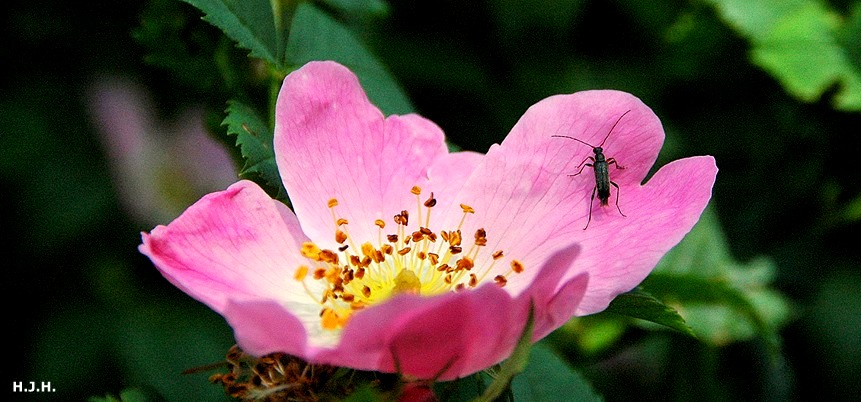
[704,0,807,41]
[840,3,861,69]
[223,100,287,199]
[285,2,414,115]
[511,342,603,402]
[605,288,696,338]
[642,207,792,347]
[473,306,534,402]
[181,0,294,68]
[705,0,861,111]
[133,0,222,92]
[554,316,628,357]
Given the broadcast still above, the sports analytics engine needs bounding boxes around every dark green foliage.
[222,99,285,199]
[605,288,696,338]
[705,0,861,110]
[6,0,860,400]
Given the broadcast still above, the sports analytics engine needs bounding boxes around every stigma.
[293,187,525,331]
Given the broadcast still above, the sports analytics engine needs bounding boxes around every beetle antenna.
[551,134,595,148]
[598,109,632,147]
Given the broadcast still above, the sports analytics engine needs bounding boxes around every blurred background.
[4,0,860,400]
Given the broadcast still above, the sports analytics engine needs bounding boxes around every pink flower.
[140,61,716,380]
[88,76,237,226]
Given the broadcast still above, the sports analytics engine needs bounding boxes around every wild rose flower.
[140,61,717,380]
[88,76,237,226]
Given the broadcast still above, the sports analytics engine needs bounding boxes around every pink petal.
[425,150,484,215]
[432,90,716,315]
[139,180,312,312]
[319,284,522,380]
[274,61,449,248]
[88,77,153,159]
[514,243,589,339]
[429,91,658,292]
[393,288,522,380]
[222,299,310,358]
[328,244,583,380]
[571,155,717,314]
[170,106,238,191]
[217,243,586,380]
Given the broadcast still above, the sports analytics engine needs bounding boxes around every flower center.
[293,186,525,331]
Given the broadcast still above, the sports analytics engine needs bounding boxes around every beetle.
[552,110,631,229]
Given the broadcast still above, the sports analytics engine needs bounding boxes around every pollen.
[511,260,525,273]
[301,242,322,259]
[291,187,525,332]
[294,266,309,281]
[321,308,349,330]
[494,275,507,287]
[424,193,437,208]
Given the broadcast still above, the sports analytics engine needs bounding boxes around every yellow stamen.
[294,265,309,281]
[393,269,421,295]
[301,242,322,259]
[293,187,525,332]
[321,308,349,330]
